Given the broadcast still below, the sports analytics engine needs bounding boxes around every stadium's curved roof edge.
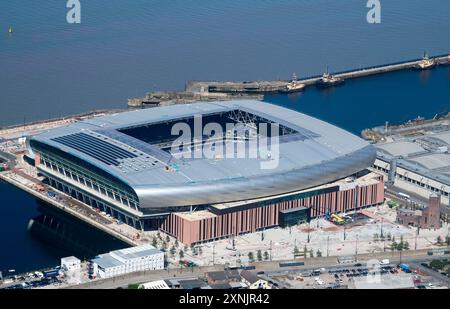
[29,100,376,208]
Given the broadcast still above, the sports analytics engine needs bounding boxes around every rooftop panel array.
[52,133,138,166]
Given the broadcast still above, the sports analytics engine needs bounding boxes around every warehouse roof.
[377,141,426,157]
[408,153,450,170]
[92,244,162,269]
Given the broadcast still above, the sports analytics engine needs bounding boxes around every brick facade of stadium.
[162,175,385,245]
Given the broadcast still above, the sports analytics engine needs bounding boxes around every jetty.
[129,53,450,107]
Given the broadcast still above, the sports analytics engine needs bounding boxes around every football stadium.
[27,100,384,245]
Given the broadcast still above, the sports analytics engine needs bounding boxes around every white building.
[138,279,170,289]
[240,270,270,289]
[61,256,81,285]
[91,244,164,279]
[61,256,81,271]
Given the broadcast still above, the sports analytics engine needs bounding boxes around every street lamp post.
[307,221,311,243]
[415,226,419,250]
[269,241,273,261]
[327,236,330,257]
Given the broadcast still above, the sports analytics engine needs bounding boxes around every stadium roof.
[30,100,375,208]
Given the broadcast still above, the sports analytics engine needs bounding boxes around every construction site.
[161,203,449,267]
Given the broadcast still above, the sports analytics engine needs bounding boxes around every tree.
[373,233,379,242]
[257,250,263,262]
[169,245,176,257]
[263,251,269,261]
[293,246,300,257]
[179,249,184,259]
[303,246,308,258]
[248,252,255,262]
[436,236,443,245]
[446,236,450,247]
[403,241,410,250]
[316,249,322,257]
[390,241,397,252]
[429,259,445,270]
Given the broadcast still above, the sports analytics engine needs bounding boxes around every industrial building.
[27,100,381,244]
[371,122,450,207]
[396,194,442,229]
[89,245,164,279]
[60,256,82,285]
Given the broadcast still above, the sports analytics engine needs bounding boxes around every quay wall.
[129,53,449,107]
[0,173,137,247]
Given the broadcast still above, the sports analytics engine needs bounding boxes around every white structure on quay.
[90,245,164,279]
[61,256,82,285]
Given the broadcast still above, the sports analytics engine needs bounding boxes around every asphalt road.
[65,250,449,289]
[410,261,450,286]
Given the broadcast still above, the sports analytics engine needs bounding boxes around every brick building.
[396,194,442,229]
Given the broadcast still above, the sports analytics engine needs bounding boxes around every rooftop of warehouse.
[375,124,450,186]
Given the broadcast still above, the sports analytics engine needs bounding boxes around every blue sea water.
[1,0,450,125]
[267,65,450,135]
[0,1,449,273]
[0,181,67,274]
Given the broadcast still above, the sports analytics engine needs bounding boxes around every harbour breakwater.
[128,53,450,108]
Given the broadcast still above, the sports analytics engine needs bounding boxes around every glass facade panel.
[30,140,139,209]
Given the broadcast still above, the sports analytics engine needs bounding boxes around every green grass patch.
[127,283,141,289]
